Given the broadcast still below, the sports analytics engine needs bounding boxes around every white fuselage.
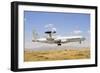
[32,35,85,46]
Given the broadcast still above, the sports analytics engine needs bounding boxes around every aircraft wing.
[54,36,85,44]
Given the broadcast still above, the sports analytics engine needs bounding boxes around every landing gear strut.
[57,40,61,46]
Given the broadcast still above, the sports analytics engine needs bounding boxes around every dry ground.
[24,48,90,62]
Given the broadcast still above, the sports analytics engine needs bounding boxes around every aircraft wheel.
[58,43,61,46]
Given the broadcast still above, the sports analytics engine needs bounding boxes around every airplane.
[32,28,85,46]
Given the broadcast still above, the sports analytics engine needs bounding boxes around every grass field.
[24,48,90,62]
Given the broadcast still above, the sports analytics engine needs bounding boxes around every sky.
[24,11,90,50]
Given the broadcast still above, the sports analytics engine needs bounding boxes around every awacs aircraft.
[32,25,85,46]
